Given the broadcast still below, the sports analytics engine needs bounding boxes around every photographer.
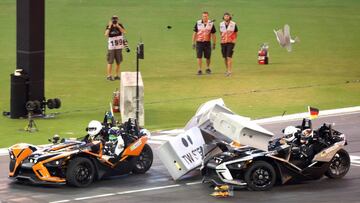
[104,15,127,81]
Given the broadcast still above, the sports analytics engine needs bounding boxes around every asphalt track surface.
[0,113,359,203]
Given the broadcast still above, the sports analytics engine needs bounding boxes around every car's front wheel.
[244,161,276,191]
[66,157,95,187]
[325,149,350,179]
[132,144,153,174]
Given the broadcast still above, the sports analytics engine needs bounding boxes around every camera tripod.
[25,111,38,132]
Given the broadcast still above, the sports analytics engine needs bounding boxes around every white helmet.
[87,120,103,138]
[283,126,299,142]
[140,128,151,138]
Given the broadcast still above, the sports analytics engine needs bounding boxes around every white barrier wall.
[120,72,144,126]
[157,127,205,180]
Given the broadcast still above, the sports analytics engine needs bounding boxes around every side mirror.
[50,134,60,144]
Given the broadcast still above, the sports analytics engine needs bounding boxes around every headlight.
[227,162,244,170]
[44,158,65,167]
[227,160,252,170]
[9,150,15,160]
[213,157,223,164]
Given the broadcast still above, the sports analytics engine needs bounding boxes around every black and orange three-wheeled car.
[8,119,153,187]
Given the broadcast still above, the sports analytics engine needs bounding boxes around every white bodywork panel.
[200,112,274,151]
[274,24,299,52]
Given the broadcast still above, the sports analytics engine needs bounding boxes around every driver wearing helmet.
[85,120,105,142]
[300,129,313,144]
[298,128,315,159]
[268,126,301,157]
[282,126,300,144]
[106,127,125,156]
[85,121,126,161]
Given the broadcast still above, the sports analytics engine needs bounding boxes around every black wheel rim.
[75,162,93,185]
[135,148,152,170]
[250,167,272,188]
[329,152,350,176]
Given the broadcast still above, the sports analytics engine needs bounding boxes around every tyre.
[132,144,153,174]
[244,161,276,191]
[54,98,61,109]
[66,157,95,187]
[325,149,350,179]
[47,99,55,109]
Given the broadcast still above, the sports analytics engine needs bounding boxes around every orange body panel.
[32,162,66,183]
[122,136,148,157]
[9,144,34,176]
[32,152,73,183]
[10,144,67,182]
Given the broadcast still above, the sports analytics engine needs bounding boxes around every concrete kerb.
[0,148,8,156]
[1,106,359,156]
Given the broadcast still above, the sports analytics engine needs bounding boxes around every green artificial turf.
[0,0,359,147]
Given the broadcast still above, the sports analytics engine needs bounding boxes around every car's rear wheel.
[132,144,153,174]
[325,149,350,179]
[244,161,276,191]
[66,157,95,187]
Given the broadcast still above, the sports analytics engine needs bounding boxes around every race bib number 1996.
[108,35,124,50]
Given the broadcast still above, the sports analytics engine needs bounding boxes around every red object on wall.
[258,44,269,65]
[112,89,120,113]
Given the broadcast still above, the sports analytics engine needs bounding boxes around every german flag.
[308,106,319,120]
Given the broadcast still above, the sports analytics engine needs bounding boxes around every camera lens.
[26,100,40,111]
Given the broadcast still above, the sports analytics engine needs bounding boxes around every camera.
[26,100,41,112]
[25,98,61,114]
[124,39,130,52]
[111,17,118,25]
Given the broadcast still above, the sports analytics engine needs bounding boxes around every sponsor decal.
[169,127,205,170]
[130,140,142,151]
